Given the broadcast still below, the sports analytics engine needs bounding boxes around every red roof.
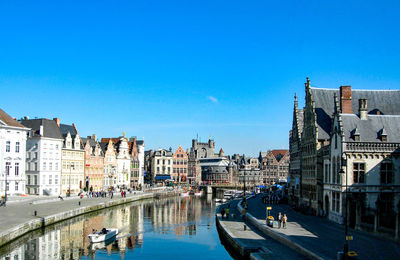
[0,108,25,128]
[271,149,288,160]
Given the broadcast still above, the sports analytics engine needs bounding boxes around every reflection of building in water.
[0,244,24,260]
[60,220,84,259]
[23,230,60,260]
[128,204,144,247]
[83,215,104,255]
[149,197,203,237]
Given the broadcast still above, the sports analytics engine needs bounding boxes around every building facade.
[58,119,85,195]
[260,150,289,185]
[324,88,400,238]
[200,157,233,185]
[288,95,304,206]
[152,148,173,182]
[21,118,63,196]
[0,109,29,197]
[101,137,130,189]
[172,145,188,183]
[188,138,222,185]
[83,135,104,192]
[100,139,117,191]
[289,77,400,239]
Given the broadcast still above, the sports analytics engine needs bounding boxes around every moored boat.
[180,191,190,197]
[89,228,118,243]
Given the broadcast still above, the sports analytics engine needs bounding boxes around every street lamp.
[69,163,74,197]
[4,167,8,202]
[339,154,349,259]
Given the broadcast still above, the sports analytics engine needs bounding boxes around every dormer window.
[352,127,360,141]
[379,127,387,142]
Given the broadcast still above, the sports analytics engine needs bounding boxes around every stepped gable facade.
[288,94,304,206]
[57,119,85,195]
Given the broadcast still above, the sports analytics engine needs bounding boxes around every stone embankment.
[0,189,178,248]
[216,199,307,260]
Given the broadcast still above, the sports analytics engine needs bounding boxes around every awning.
[155,175,172,180]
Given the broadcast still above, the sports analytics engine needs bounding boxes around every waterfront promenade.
[216,199,306,259]
[243,193,400,260]
[0,189,175,247]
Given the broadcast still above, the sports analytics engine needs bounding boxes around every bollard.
[78,201,81,206]
[34,210,37,216]
[244,224,247,231]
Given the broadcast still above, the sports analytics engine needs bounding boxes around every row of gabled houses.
[289,78,400,237]
[144,138,290,187]
[0,112,144,197]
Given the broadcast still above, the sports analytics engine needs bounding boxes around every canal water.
[0,194,233,260]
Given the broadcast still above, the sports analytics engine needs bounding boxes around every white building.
[152,148,173,182]
[21,118,63,196]
[116,136,130,188]
[137,140,145,187]
[0,109,29,197]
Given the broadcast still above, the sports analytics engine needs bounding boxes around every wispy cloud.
[207,96,218,103]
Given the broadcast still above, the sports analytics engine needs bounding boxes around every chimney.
[53,118,60,127]
[92,134,97,141]
[39,124,44,136]
[340,86,352,114]
[359,99,368,120]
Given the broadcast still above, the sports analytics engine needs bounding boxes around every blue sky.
[1,0,399,156]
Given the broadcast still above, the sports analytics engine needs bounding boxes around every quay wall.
[237,198,324,260]
[0,191,178,248]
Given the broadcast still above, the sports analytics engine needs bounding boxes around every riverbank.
[0,189,179,248]
[215,200,306,260]
[243,193,400,260]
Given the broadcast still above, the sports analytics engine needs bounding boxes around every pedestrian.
[124,191,126,198]
[221,208,225,218]
[111,191,114,199]
[225,208,230,219]
[277,212,282,228]
[283,214,287,228]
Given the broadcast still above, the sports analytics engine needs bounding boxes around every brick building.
[172,145,188,183]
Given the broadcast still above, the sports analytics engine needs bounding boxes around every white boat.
[89,228,118,243]
[180,191,190,197]
[194,190,203,196]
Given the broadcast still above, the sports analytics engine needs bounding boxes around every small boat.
[180,191,190,197]
[89,228,118,243]
[194,190,203,196]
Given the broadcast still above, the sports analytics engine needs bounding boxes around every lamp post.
[69,163,74,197]
[4,167,8,202]
[339,154,349,259]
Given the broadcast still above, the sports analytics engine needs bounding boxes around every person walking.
[282,214,287,228]
[277,212,282,228]
[221,208,225,219]
[225,208,230,219]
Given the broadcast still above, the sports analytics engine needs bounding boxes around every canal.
[0,194,234,260]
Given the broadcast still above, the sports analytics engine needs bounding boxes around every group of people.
[276,212,288,228]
